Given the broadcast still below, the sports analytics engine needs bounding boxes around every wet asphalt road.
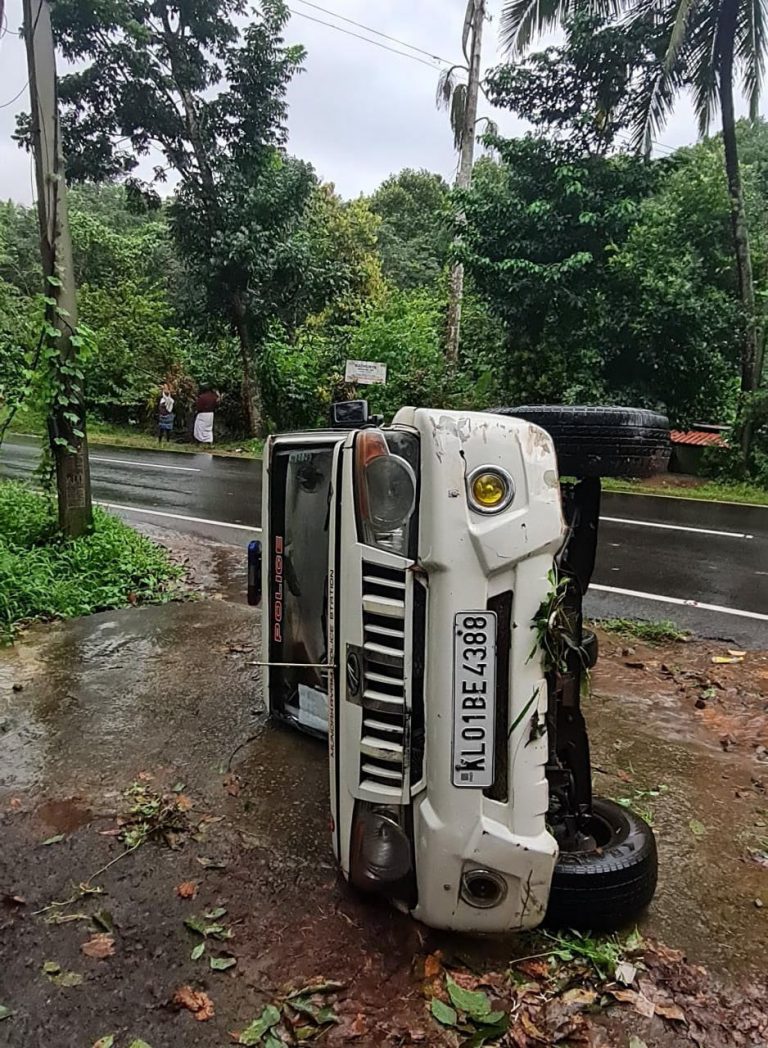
[2,434,767,646]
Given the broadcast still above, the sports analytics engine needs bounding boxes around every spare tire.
[546,798,658,931]
[493,405,670,478]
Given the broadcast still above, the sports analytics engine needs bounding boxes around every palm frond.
[500,0,550,55]
[736,0,768,119]
[450,82,468,150]
[629,60,678,154]
[686,0,723,135]
[665,0,699,70]
[436,66,463,109]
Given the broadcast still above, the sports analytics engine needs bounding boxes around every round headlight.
[467,466,515,514]
[365,454,416,529]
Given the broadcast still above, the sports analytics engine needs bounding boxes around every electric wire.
[287,7,445,70]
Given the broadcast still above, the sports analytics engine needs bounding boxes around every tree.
[459,142,657,404]
[368,169,451,290]
[500,0,767,452]
[34,0,310,435]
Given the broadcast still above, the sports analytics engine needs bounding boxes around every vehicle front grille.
[359,562,408,797]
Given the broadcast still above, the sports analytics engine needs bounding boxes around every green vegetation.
[0,483,182,640]
[602,477,768,505]
[596,618,689,643]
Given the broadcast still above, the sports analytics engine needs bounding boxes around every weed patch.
[0,481,182,639]
[596,618,689,644]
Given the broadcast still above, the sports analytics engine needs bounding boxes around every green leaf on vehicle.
[430,998,458,1026]
[191,942,205,960]
[689,818,706,836]
[42,834,65,845]
[209,954,236,970]
[238,1004,282,1044]
[446,974,495,1022]
[0,1005,12,1021]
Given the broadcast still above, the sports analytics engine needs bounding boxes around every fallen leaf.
[430,998,457,1026]
[727,650,747,657]
[42,961,60,975]
[177,881,198,899]
[0,1005,12,1021]
[223,773,241,797]
[561,987,599,1007]
[209,955,236,971]
[515,958,550,980]
[655,1001,686,1022]
[445,973,497,1023]
[191,942,205,961]
[173,985,215,1022]
[92,910,114,933]
[196,856,227,870]
[92,1037,115,1048]
[238,1004,281,1044]
[42,834,65,846]
[423,952,442,979]
[52,970,84,987]
[711,656,743,664]
[137,771,153,781]
[3,894,25,907]
[204,906,227,919]
[634,993,655,1018]
[615,961,637,986]
[689,818,707,837]
[81,934,115,960]
[176,794,193,812]
[608,988,639,1006]
[629,1039,648,1048]
[126,1041,154,1048]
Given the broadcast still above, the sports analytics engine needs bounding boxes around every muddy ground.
[0,528,766,1047]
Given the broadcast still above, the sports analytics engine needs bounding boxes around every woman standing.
[157,383,175,445]
[193,384,220,446]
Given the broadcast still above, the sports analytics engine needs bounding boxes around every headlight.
[349,802,414,900]
[355,431,417,556]
[466,466,515,514]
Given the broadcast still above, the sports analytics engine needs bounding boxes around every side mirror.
[330,399,369,428]
[247,539,262,605]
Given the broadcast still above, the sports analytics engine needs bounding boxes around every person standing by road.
[193,384,220,446]
[157,383,175,445]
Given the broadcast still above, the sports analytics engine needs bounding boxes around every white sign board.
[344,359,388,386]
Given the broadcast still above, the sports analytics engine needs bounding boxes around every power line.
[292,0,457,66]
[0,79,29,109]
[288,7,444,70]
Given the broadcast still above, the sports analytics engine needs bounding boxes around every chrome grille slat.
[359,562,409,794]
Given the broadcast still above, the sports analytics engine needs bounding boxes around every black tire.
[493,405,670,478]
[546,797,658,931]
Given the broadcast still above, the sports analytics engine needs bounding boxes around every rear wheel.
[493,405,670,478]
[546,798,658,931]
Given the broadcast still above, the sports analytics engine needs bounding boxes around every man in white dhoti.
[194,385,220,445]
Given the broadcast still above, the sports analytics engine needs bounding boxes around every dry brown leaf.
[222,774,241,798]
[609,988,639,1006]
[520,1010,550,1042]
[655,1001,686,1022]
[175,794,193,812]
[423,952,442,979]
[561,987,599,1008]
[516,958,550,980]
[173,985,215,1021]
[80,933,115,959]
[634,993,656,1018]
[137,771,153,781]
[177,881,198,899]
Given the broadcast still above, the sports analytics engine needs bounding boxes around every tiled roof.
[670,430,727,447]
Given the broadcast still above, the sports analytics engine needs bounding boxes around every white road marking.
[591,584,768,622]
[601,516,753,539]
[91,456,200,473]
[97,501,261,533]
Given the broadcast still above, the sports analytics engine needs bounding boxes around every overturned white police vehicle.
[249,401,670,933]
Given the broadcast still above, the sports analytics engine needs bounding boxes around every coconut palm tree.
[501,0,766,448]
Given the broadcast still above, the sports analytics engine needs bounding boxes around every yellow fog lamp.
[467,466,515,514]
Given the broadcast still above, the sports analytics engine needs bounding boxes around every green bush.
[0,482,183,639]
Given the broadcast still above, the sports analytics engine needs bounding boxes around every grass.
[4,406,263,459]
[0,481,183,640]
[595,617,689,643]
[602,475,768,506]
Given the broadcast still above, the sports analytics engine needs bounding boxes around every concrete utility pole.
[446,0,485,366]
[23,0,92,536]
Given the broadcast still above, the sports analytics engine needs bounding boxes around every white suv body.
[260,407,565,932]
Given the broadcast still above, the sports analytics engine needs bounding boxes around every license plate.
[452,611,497,788]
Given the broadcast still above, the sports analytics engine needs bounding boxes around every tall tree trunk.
[719,1,760,456]
[231,291,263,437]
[446,0,485,366]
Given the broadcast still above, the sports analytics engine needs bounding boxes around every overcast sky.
[0,0,757,204]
